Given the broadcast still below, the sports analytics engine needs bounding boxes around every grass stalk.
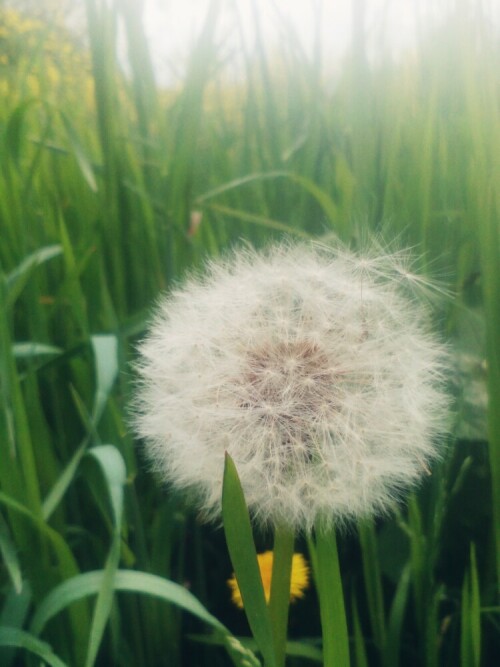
[1,1,499,663]
[311,528,350,667]
[268,525,295,667]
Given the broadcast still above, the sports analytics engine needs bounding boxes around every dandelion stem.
[313,527,351,667]
[269,525,295,667]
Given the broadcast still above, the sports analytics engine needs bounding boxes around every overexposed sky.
[141,0,461,83]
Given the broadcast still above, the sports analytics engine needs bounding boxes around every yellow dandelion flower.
[228,551,310,609]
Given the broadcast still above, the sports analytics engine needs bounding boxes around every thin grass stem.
[268,525,295,667]
[313,528,350,667]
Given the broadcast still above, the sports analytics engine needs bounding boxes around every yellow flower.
[228,551,310,609]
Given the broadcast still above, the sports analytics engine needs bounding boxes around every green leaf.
[83,446,126,667]
[0,513,22,594]
[358,518,386,650]
[0,627,68,667]
[91,335,119,425]
[60,111,98,192]
[0,584,32,667]
[190,634,321,663]
[268,526,295,667]
[42,443,87,521]
[13,342,63,359]
[204,203,311,238]
[461,543,481,667]
[0,491,79,581]
[196,171,287,203]
[351,593,368,667]
[5,245,62,308]
[283,172,340,229]
[87,445,126,529]
[312,529,350,667]
[188,634,262,666]
[30,569,256,666]
[3,99,42,165]
[196,170,339,231]
[384,565,411,667]
[222,453,276,667]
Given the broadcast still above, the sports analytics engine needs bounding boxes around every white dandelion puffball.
[134,242,449,532]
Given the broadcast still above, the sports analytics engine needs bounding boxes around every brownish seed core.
[238,340,339,432]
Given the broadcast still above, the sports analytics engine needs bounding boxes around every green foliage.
[222,454,273,667]
[0,0,499,665]
[309,531,350,667]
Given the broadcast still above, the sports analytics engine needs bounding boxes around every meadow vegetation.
[0,0,499,665]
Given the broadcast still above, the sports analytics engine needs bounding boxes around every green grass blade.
[197,170,339,230]
[461,543,481,667]
[222,453,276,667]
[30,569,258,667]
[2,98,41,166]
[383,565,411,667]
[83,445,126,667]
[87,445,126,532]
[12,342,63,359]
[42,443,87,521]
[312,529,350,667]
[0,491,79,580]
[358,517,386,651]
[351,593,368,667]
[59,111,98,193]
[0,278,42,515]
[5,245,62,308]
[205,203,311,237]
[0,628,68,667]
[90,335,119,426]
[0,583,31,667]
[0,512,23,594]
[190,634,321,662]
[268,525,295,667]
[43,336,118,522]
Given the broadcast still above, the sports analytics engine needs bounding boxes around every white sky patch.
[140,0,471,85]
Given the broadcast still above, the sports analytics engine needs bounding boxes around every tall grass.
[0,0,499,665]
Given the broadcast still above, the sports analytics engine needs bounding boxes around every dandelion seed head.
[133,242,450,532]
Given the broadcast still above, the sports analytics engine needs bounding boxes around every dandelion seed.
[227,551,310,609]
[133,242,450,532]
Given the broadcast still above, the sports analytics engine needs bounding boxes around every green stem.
[358,517,386,651]
[269,525,295,667]
[314,527,351,667]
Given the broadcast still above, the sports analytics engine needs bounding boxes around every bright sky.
[142,0,457,84]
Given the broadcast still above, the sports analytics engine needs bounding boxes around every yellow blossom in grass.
[228,551,310,609]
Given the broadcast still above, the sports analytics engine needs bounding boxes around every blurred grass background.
[0,0,499,665]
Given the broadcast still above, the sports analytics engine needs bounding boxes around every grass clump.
[0,1,499,665]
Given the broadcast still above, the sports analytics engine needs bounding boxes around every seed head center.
[240,340,336,422]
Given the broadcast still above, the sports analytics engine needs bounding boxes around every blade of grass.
[0,628,68,667]
[12,342,63,359]
[222,453,276,667]
[0,512,23,594]
[268,525,295,667]
[30,569,259,667]
[5,245,62,308]
[205,203,311,237]
[0,491,79,581]
[358,517,386,651]
[90,335,119,424]
[311,529,350,667]
[384,565,411,667]
[59,111,98,193]
[0,583,31,667]
[83,445,126,667]
[351,593,368,667]
[460,543,481,667]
